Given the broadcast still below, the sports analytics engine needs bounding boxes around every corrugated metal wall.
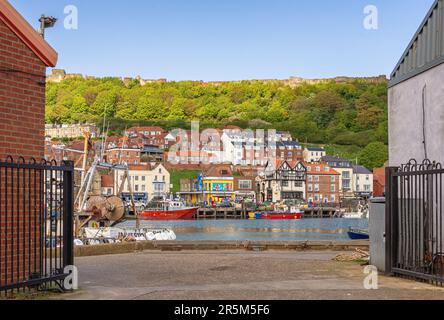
[390,0,444,87]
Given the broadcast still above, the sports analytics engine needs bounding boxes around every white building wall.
[352,173,373,194]
[389,63,444,167]
[114,165,171,199]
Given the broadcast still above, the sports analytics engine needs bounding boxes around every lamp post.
[39,15,57,38]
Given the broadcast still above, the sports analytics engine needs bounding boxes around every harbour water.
[118,218,369,241]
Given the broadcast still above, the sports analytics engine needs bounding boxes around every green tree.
[92,90,119,117]
[359,142,388,169]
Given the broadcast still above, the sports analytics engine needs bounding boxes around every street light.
[39,15,57,38]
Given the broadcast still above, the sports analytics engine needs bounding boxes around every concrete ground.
[62,250,444,300]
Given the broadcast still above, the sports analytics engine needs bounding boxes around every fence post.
[63,161,74,268]
[385,166,399,274]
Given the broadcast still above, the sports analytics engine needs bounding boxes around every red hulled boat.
[261,212,304,220]
[139,201,198,220]
[261,206,304,220]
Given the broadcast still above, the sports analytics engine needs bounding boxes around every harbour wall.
[74,240,369,257]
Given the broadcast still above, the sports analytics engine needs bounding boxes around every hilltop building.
[45,123,99,139]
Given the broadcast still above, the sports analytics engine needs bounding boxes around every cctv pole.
[38,15,57,39]
[39,15,46,38]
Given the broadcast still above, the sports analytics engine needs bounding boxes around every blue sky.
[11,0,435,81]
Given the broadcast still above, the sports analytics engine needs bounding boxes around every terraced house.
[305,163,340,206]
[321,156,354,199]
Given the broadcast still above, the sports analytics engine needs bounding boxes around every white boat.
[76,227,176,246]
[342,212,367,219]
[342,204,369,219]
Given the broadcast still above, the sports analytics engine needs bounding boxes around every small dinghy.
[347,227,369,240]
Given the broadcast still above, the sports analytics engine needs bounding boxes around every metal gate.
[0,157,74,293]
[386,159,444,285]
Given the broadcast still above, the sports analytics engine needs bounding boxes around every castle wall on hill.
[46,69,387,87]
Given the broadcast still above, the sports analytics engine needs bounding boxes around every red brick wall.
[0,19,46,289]
[306,174,340,205]
[0,19,46,161]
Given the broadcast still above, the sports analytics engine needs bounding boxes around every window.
[364,185,371,191]
[282,181,289,187]
[331,195,336,202]
[135,185,139,192]
[315,166,321,172]
[366,175,370,181]
[314,176,320,182]
[295,181,303,188]
[343,171,350,179]
[141,185,146,192]
[314,184,320,192]
[135,176,139,181]
[239,180,252,189]
[331,176,336,183]
[331,185,336,192]
[308,184,313,192]
[142,176,146,182]
[308,176,313,182]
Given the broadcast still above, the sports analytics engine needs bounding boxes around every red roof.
[304,162,340,175]
[0,0,58,66]
[204,164,233,177]
[128,164,153,171]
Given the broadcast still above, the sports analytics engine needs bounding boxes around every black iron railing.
[0,157,74,294]
[386,159,444,285]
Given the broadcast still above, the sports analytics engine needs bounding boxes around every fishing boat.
[262,212,304,220]
[261,206,304,220]
[347,227,369,240]
[139,200,198,220]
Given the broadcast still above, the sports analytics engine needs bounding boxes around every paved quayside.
[63,251,444,300]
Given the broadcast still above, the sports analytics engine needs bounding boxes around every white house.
[114,163,171,200]
[352,165,373,197]
[303,147,326,163]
